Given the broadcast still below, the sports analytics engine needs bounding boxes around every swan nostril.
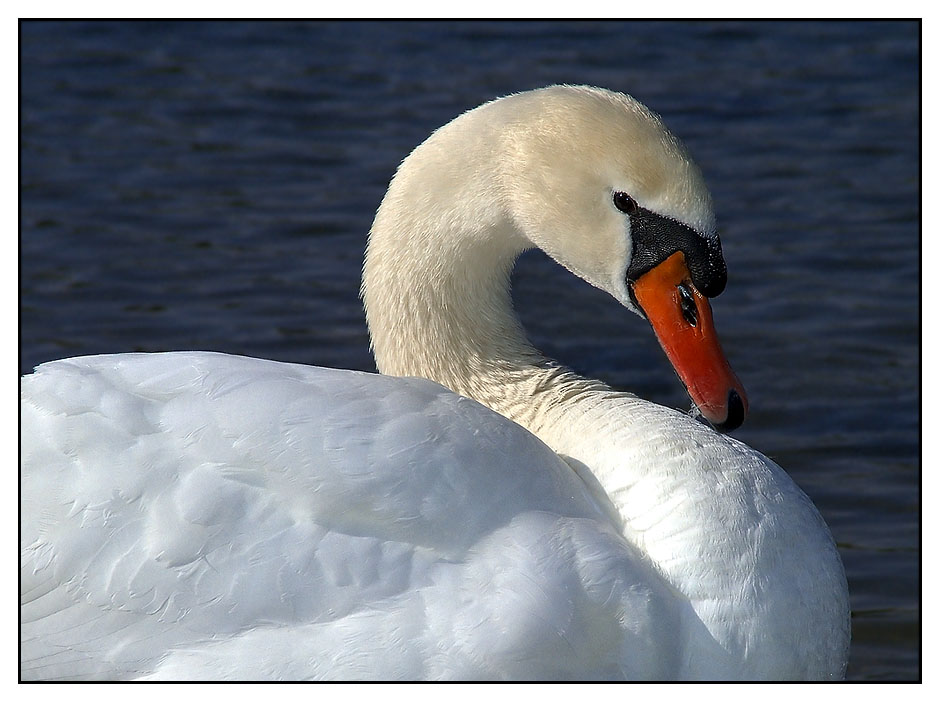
[677,282,698,327]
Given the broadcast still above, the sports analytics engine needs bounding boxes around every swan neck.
[363,201,541,400]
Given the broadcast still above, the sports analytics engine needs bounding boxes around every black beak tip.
[712,388,746,433]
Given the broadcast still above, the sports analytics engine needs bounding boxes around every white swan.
[20,85,850,681]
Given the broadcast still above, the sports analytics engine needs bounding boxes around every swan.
[20,85,850,681]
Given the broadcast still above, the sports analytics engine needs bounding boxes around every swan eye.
[613,191,638,214]
[677,281,698,326]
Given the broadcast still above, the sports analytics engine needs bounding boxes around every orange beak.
[631,251,748,432]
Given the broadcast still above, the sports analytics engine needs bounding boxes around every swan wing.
[21,352,678,680]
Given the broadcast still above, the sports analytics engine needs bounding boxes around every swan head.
[491,86,748,431]
[366,85,748,432]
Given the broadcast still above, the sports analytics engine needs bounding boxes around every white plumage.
[20,86,850,680]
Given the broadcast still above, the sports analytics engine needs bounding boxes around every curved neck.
[363,203,593,421]
[362,120,608,426]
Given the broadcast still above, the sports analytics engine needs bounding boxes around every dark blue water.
[20,20,919,680]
